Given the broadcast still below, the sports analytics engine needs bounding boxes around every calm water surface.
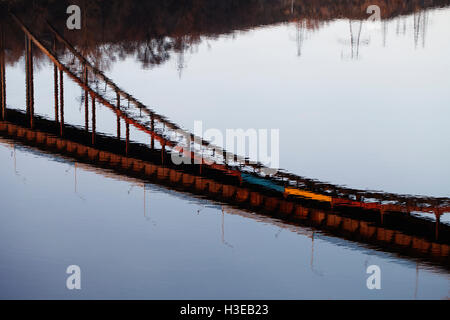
[0,1,449,299]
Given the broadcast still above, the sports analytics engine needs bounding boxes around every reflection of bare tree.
[289,19,322,58]
[136,38,172,69]
[414,11,421,48]
[382,20,388,47]
[339,20,369,61]
[174,36,188,77]
[391,9,429,49]
[395,16,408,36]
[295,20,306,57]
[350,20,363,59]
[414,10,429,48]
[0,0,443,69]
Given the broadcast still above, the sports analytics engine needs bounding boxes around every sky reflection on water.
[0,1,449,299]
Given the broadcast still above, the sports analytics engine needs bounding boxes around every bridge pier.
[0,23,6,121]
[59,69,64,136]
[435,209,441,241]
[91,95,96,145]
[84,65,89,132]
[25,35,34,128]
[125,121,130,155]
[116,92,120,139]
[223,150,228,168]
[53,64,59,124]
[0,28,5,121]
[199,156,202,175]
[53,38,59,125]
[161,142,165,164]
[150,113,154,149]
[25,37,29,116]
[380,207,385,224]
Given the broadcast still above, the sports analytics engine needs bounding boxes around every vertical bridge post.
[25,36,29,117]
[435,209,441,241]
[59,69,64,135]
[91,94,96,145]
[116,92,120,139]
[53,37,59,125]
[29,37,34,128]
[125,121,130,156]
[0,22,6,120]
[84,65,88,132]
[150,113,154,149]
[380,207,385,224]
[25,35,34,128]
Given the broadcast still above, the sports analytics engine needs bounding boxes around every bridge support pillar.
[53,65,59,124]
[125,121,129,156]
[223,150,228,168]
[199,150,203,175]
[59,69,64,136]
[25,35,34,128]
[91,95,96,145]
[84,65,89,132]
[150,114,154,149]
[53,38,59,125]
[116,92,120,139]
[1,23,6,121]
[435,210,441,241]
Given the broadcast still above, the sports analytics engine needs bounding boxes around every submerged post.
[0,23,6,120]
[59,69,64,135]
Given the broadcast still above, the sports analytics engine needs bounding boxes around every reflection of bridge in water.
[0,13,449,270]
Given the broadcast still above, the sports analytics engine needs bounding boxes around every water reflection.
[0,0,449,299]
[1,0,448,68]
[1,136,448,299]
[1,106,449,271]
